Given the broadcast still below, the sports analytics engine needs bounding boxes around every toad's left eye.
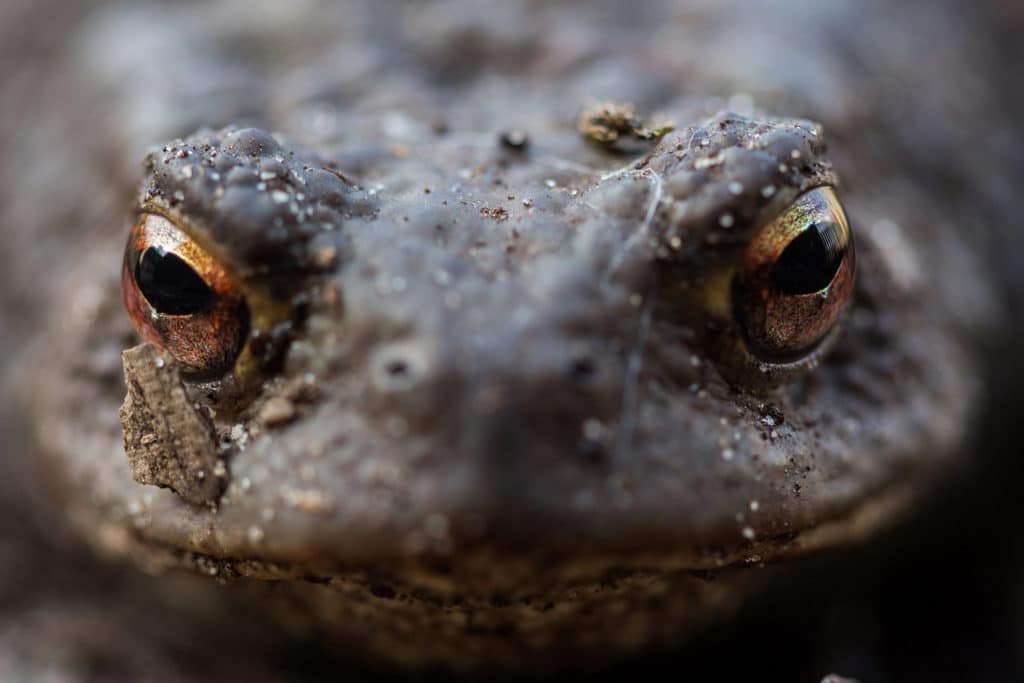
[732,187,855,361]
[122,214,249,377]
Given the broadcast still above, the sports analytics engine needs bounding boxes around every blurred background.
[1,0,1022,680]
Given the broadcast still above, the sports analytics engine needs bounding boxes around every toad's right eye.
[121,214,249,378]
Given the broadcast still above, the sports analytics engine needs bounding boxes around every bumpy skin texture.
[19,0,1016,674]
[109,115,955,566]
[142,128,376,284]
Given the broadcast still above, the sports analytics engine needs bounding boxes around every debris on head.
[119,343,227,507]
[578,100,674,148]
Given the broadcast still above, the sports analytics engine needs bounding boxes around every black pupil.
[769,221,846,295]
[135,248,215,315]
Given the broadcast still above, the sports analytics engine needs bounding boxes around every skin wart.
[23,0,1010,672]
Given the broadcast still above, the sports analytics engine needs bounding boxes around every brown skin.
[5,0,1020,676]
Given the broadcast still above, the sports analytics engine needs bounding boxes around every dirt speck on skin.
[480,206,510,221]
[258,396,297,427]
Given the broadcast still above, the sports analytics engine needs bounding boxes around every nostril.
[568,355,598,383]
[576,436,607,465]
[370,342,431,393]
[385,359,410,377]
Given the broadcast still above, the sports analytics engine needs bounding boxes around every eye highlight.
[733,187,855,361]
[122,214,249,377]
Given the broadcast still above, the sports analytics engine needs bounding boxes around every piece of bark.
[119,344,226,506]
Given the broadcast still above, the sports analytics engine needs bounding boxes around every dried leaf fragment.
[578,100,674,146]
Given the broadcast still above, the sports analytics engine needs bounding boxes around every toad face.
[25,0,1003,671]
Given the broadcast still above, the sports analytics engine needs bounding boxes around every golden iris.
[733,187,855,361]
[121,214,249,377]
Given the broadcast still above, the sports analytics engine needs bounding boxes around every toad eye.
[732,187,855,361]
[121,214,249,377]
